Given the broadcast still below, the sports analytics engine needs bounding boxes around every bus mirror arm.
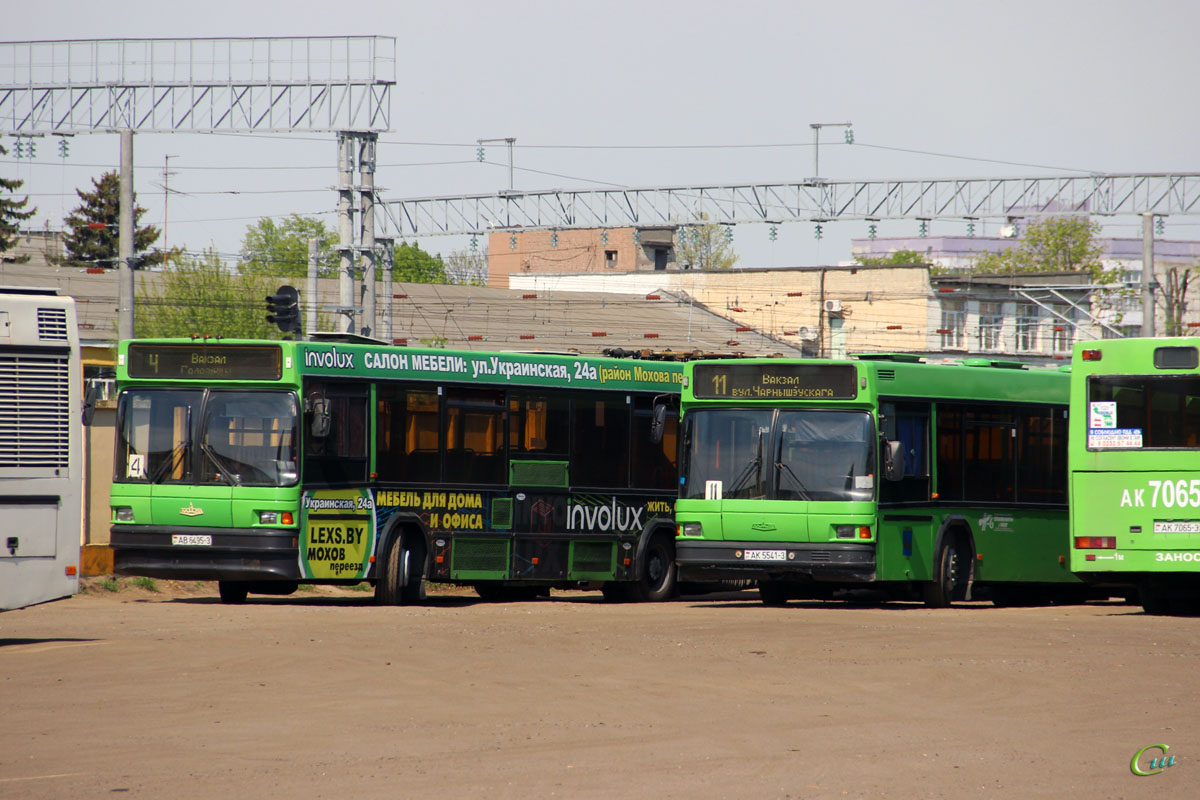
[883,439,905,482]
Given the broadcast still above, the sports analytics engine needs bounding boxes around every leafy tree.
[240,214,337,279]
[136,249,280,339]
[61,171,165,269]
[675,215,738,270]
[393,241,447,283]
[855,249,926,267]
[969,217,1105,277]
[445,246,488,285]
[1,143,36,263]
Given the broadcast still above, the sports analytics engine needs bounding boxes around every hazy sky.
[4,0,1199,269]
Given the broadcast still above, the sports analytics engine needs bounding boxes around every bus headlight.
[679,522,703,537]
[835,525,872,540]
[113,507,134,522]
[259,511,295,526]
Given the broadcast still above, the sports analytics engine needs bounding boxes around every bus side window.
[880,402,930,504]
[303,382,369,485]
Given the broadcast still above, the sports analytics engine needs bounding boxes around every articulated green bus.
[673,354,1087,606]
[1070,338,1200,614]
[109,336,683,603]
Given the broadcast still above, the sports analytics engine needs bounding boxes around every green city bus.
[1070,337,1200,614]
[673,354,1086,606]
[109,336,683,603]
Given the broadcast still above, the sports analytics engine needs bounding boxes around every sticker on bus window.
[1088,428,1142,448]
[855,475,874,490]
[1089,401,1117,429]
[127,454,146,479]
[705,480,723,500]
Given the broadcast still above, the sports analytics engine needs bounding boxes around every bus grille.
[572,541,613,573]
[452,539,509,573]
[0,354,70,467]
[37,308,69,341]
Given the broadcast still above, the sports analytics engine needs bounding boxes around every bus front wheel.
[375,533,427,606]
[627,533,676,603]
[923,533,972,608]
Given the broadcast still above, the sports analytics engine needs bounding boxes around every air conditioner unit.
[796,325,817,341]
[823,299,843,313]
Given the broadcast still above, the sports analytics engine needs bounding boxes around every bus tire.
[376,532,427,606]
[628,532,676,603]
[924,532,972,608]
[759,581,789,606]
[218,581,249,604]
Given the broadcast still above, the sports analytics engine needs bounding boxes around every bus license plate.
[1153,522,1200,533]
[172,534,213,546]
[743,549,786,561]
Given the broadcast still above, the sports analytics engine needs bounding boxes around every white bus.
[0,287,83,610]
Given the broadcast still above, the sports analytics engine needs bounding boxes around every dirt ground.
[1,579,1196,800]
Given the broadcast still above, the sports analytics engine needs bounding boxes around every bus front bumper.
[675,539,875,583]
[111,525,300,582]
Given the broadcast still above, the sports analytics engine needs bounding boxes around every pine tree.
[0,143,36,263]
[61,171,165,269]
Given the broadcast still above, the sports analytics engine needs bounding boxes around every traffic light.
[265,284,301,335]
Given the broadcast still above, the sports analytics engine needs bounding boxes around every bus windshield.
[681,408,875,501]
[115,389,299,487]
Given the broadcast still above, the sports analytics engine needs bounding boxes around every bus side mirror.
[883,440,905,482]
[82,382,98,426]
[650,402,668,444]
[310,398,331,439]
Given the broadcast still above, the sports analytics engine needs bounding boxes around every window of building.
[940,300,966,350]
[978,301,1004,351]
[605,250,618,267]
[1015,303,1040,352]
[1051,305,1076,353]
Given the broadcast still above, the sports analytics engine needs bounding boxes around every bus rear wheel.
[218,581,249,604]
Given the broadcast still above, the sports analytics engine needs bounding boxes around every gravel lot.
[1,580,1195,799]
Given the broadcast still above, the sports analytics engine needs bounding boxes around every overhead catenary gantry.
[379,173,1200,238]
[0,36,396,339]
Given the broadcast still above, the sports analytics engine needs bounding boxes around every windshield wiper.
[199,441,240,486]
[775,436,812,500]
[149,441,189,484]
[727,430,765,497]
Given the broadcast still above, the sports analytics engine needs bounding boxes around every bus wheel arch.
[627,521,678,602]
[923,517,975,608]
[375,516,429,606]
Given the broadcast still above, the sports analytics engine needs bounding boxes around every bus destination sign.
[127,344,283,380]
[693,363,858,400]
